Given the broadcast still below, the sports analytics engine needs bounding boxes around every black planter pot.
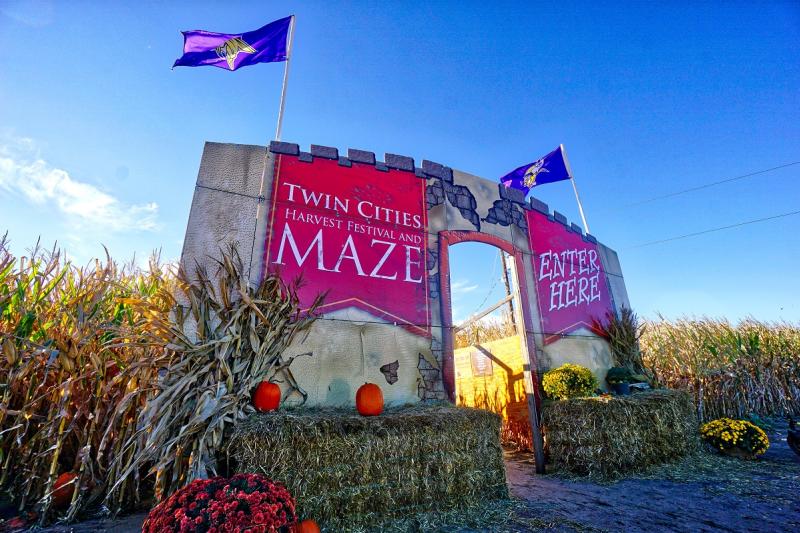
[611,382,631,395]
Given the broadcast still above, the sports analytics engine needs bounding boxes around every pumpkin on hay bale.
[542,389,699,479]
[229,403,507,530]
[253,381,282,412]
[355,383,384,416]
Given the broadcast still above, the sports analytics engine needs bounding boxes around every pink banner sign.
[527,210,614,344]
[264,155,430,336]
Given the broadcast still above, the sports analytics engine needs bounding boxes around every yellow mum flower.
[700,418,769,458]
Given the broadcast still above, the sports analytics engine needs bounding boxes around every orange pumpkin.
[292,519,321,533]
[252,381,281,412]
[356,383,384,416]
[52,472,78,508]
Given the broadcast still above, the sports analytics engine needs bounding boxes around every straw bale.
[229,404,507,530]
[542,389,699,479]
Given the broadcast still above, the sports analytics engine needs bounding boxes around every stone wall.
[180,140,631,406]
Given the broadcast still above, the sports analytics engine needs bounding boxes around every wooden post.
[500,251,516,329]
[508,257,546,473]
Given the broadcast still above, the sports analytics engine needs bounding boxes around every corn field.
[2,233,799,523]
[0,237,318,524]
[454,316,517,350]
[454,310,800,423]
[641,317,800,422]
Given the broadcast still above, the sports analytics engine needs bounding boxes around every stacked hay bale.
[229,404,507,529]
[542,390,699,478]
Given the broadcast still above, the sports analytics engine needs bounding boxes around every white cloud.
[0,138,159,232]
[451,279,479,295]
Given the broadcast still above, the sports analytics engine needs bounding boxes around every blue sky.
[0,1,798,322]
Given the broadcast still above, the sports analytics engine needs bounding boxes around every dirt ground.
[504,418,800,532]
[13,420,800,532]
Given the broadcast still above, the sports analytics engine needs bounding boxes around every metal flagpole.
[274,15,296,141]
[570,177,591,234]
[250,16,295,280]
[560,143,591,234]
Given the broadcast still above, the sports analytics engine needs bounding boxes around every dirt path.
[505,419,800,532]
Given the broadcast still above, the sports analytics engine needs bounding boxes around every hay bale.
[542,389,699,478]
[229,404,507,529]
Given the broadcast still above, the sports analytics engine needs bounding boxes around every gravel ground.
[9,420,800,532]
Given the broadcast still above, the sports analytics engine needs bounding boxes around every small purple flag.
[173,16,292,71]
[500,145,573,195]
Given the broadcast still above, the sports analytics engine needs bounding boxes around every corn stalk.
[0,237,320,523]
[104,246,322,506]
[0,236,170,522]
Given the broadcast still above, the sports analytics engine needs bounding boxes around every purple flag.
[173,16,292,71]
[500,145,573,195]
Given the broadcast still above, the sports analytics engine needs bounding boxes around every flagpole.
[560,143,591,234]
[251,16,295,281]
[274,15,295,141]
[570,177,591,234]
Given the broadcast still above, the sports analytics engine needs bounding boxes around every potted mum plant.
[542,363,598,400]
[605,366,633,395]
[700,418,770,459]
[142,473,299,532]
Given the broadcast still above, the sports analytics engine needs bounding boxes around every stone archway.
[181,140,630,474]
[437,230,542,411]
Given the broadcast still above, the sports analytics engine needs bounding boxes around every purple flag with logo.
[173,16,292,71]
[500,145,573,194]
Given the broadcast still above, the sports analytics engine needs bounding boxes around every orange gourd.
[252,381,281,412]
[292,519,321,533]
[356,383,384,416]
[52,472,78,508]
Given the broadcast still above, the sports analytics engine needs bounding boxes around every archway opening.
[448,242,516,352]
[444,238,533,451]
